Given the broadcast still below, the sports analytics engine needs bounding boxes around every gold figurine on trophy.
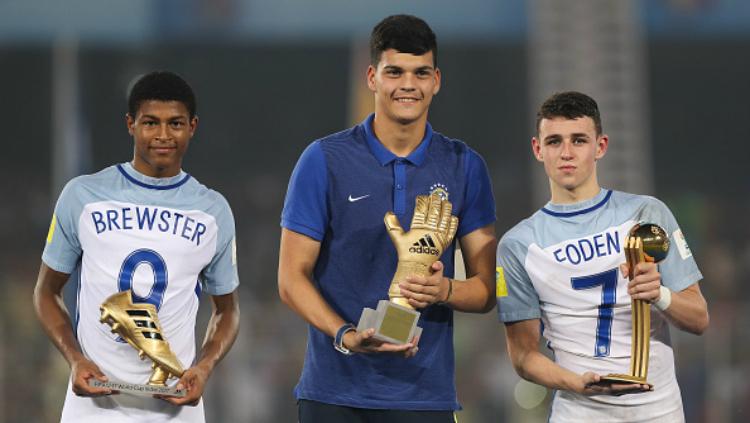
[357,193,458,344]
[89,290,186,396]
[600,223,669,386]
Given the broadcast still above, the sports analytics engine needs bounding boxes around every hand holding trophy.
[88,290,186,397]
[599,223,670,388]
[357,193,459,345]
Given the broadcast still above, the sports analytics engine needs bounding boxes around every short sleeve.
[281,141,329,241]
[640,198,703,292]
[496,234,541,323]
[201,195,240,296]
[457,148,496,238]
[42,179,83,274]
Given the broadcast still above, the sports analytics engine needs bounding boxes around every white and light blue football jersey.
[43,162,239,423]
[497,189,701,422]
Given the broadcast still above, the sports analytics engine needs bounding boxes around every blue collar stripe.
[116,164,191,190]
[541,190,613,217]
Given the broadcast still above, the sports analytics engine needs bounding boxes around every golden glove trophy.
[88,290,186,397]
[357,193,458,344]
[600,223,669,386]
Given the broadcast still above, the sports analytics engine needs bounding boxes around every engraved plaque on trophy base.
[88,379,186,397]
[357,300,422,345]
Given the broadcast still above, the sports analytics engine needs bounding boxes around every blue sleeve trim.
[456,214,496,239]
[666,271,703,293]
[41,253,76,275]
[281,220,325,241]
[499,310,541,323]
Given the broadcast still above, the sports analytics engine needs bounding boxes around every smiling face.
[532,116,608,202]
[367,49,440,127]
[127,100,197,178]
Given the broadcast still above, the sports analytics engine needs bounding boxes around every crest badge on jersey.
[429,183,449,200]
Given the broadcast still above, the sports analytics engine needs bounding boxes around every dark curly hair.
[127,71,196,119]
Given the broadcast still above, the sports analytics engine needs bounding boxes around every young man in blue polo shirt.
[279,14,497,422]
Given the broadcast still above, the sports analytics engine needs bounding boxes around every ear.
[126,113,135,136]
[595,134,609,160]
[366,65,377,92]
[432,67,441,95]
[531,137,544,162]
[189,115,199,138]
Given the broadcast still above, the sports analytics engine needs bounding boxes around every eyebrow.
[543,133,590,141]
[383,65,434,72]
[139,114,188,121]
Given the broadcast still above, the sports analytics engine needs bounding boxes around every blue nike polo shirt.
[281,114,496,410]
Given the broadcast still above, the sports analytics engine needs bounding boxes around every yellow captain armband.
[46,214,57,243]
[496,266,508,298]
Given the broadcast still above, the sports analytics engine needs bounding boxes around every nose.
[560,140,574,159]
[156,123,170,140]
[400,72,416,91]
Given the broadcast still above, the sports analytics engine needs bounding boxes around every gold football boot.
[99,290,184,385]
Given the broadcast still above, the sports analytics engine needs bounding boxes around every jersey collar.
[541,188,612,217]
[117,162,191,190]
[361,113,433,167]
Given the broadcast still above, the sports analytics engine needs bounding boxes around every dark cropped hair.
[536,91,602,135]
[370,14,437,67]
[127,71,196,119]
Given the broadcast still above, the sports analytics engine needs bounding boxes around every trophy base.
[357,300,422,345]
[599,373,651,386]
[88,379,186,397]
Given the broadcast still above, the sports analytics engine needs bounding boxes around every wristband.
[437,278,453,305]
[333,323,356,355]
[653,286,672,311]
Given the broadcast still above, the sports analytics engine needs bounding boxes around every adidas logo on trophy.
[88,290,186,397]
[409,234,440,256]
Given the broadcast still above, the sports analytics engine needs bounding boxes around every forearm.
[448,225,496,313]
[279,275,346,338]
[33,283,84,365]
[444,275,495,313]
[195,293,240,373]
[658,285,709,335]
[513,348,582,393]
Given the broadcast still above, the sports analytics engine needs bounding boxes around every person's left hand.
[621,262,662,302]
[156,364,210,406]
[399,261,449,309]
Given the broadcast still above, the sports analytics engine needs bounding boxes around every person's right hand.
[578,372,652,396]
[343,328,420,358]
[71,356,115,397]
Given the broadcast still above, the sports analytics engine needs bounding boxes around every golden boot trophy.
[89,290,186,397]
[600,223,669,386]
[357,193,459,344]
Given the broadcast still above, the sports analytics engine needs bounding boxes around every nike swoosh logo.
[348,194,370,202]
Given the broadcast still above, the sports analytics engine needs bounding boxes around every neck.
[549,179,601,205]
[131,159,180,178]
[371,113,427,157]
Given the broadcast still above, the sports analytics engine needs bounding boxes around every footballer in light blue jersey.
[497,92,708,423]
[34,72,240,423]
[279,15,497,423]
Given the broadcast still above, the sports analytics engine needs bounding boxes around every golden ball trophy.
[600,223,670,386]
[88,290,186,397]
[357,193,458,344]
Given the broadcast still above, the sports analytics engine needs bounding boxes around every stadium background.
[1,0,748,421]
